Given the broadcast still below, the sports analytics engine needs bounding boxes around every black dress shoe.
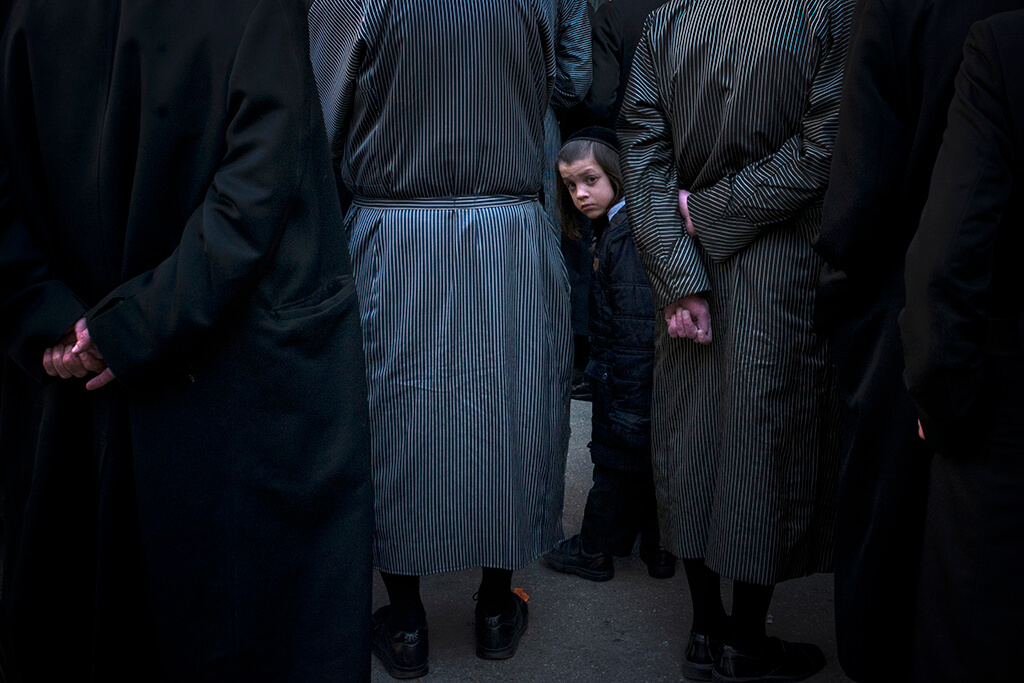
[681,631,721,681]
[371,606,429,679]
[542,535,614,581]
[475,593,529,659]
[640,545,677,579]
[571,380,592,401]
[712,637,826,682]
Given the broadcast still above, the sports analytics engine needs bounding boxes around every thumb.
[72,317,91,354]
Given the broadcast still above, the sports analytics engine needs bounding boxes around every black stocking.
[380,572,425,632]
[477,567,514,615]
[729,580,775,652]
[682,558,728,637]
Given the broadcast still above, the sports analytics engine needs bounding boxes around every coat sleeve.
[308,0,370,162]
[686,2,854,263]
[0,156,88,381]
[584,3,620,126]
[899,18,1013,450]
[618,23,710,309]
[84,0,316,386]
[551,0,592,111]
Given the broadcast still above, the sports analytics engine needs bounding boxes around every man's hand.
[679,189,696,237]
[41,318,117,389]
[665,294,712,344]
[42,327,91,379]
[918,420,925,440]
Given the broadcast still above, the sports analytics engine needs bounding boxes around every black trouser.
[913,353,1024,683]
[579,464,660,555]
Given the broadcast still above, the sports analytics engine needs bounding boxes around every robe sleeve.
[308,0,369,162]
[84,0,315,386]
[0,157,88,381]
[551,0,592,111]
[619,23,710,309]
[900,19,1012,450]
[687,1,854,263]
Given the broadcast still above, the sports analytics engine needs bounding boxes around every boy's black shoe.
[640,545,677,579]
[570,367,592,401]
[712,637,825,682]
[371,606,429,680]
[681,631,722,681]
[475,593,529,659]
[541,534,614,581]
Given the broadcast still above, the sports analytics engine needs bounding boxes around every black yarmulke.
[565,126,619,152]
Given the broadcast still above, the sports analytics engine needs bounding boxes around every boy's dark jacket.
[585,206,656,471]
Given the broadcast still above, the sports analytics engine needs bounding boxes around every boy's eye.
[586,176,596,183]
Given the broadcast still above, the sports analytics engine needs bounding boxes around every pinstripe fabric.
[309,1,573,574]
[542,0,592,224]
[619,0,852,584]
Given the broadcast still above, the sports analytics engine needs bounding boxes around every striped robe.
[619,0,853,585]
[309,0,573,575]
[542,0,592,227]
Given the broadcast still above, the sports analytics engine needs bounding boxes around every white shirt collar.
[607,199,626,221]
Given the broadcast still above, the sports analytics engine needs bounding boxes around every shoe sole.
[681,659,713,681]
[476,617,529,660]
[371,643,429,680]
[710,662,825,683]
[647,565,676,579]
[541,556,613,582]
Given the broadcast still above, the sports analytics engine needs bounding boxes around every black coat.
[814,1,1024,680]
[899,15,1024,680]
[0,1,371,681]
[587,0,666,129]
[901,11,1024,457]
[816,0,1024,310]
[585,208,656,471]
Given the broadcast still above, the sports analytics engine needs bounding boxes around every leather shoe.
[371,606,429,679]
[542,535,614,581]
[712,637,825,682]
[475,593,529,659]
[681,631,721,681]
[640,545,677,579]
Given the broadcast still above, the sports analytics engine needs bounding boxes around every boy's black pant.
[579,464,661,556]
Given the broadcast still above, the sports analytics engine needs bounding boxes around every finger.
[918,420,925,440]
[51,346,73,379]
[78,351,106,374]
[72,318,93,354]
[62,345,91,378]
[693,303,711,333]
[680,310,699,340]
[42,348,57,376]
[667,316,680,338]
[686,218,696,238]
[85,368,116,391]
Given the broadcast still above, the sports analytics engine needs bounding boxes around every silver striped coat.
[619,0,852,584]
[309,0,573,575]
[542,0,592,225]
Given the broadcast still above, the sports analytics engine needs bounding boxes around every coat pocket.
[271,276,354,321]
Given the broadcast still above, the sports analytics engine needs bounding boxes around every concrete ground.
[371,399,853,682]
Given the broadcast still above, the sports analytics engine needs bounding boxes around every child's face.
[558,156,616,219]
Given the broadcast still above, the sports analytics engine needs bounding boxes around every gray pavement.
[371,399,853,682]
